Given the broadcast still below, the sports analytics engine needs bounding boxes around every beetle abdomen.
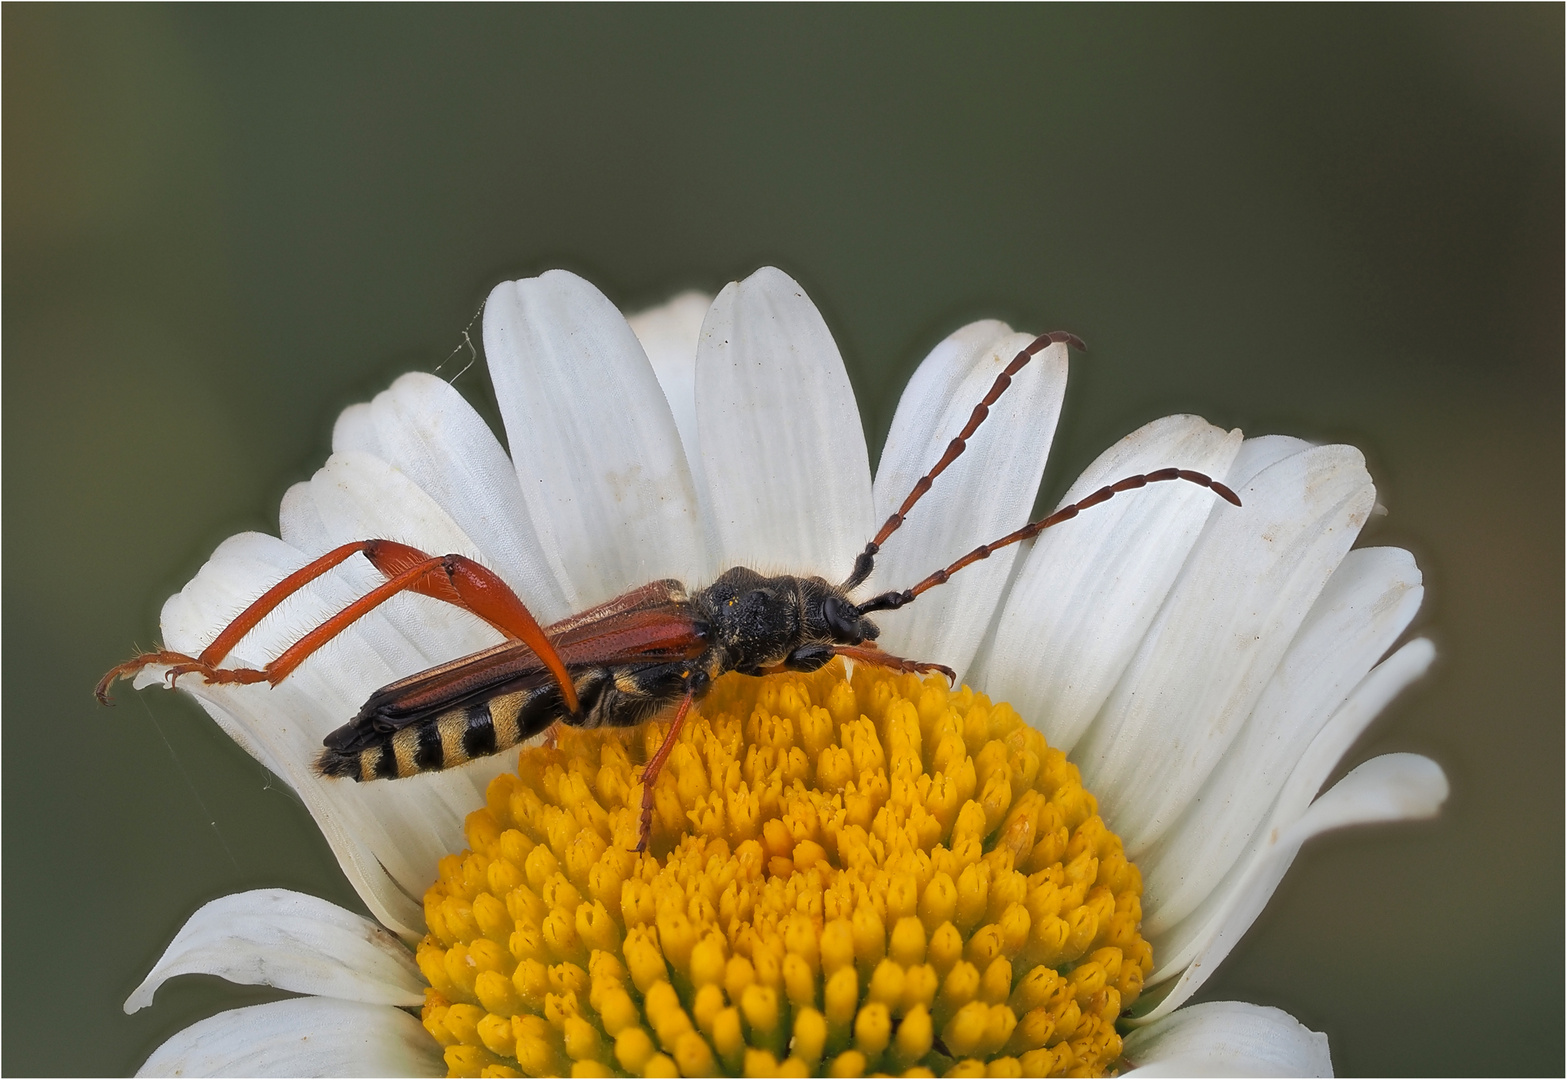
[316,660,696,780]
[316,685,545,781]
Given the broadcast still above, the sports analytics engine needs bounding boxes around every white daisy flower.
[122,267,1446,1078]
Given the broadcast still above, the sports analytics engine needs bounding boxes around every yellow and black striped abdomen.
[380,690,529,780]
[317,660,694,781]
[317,688,536,781]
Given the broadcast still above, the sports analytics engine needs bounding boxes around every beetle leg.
[140,554,463,691]
[98,539,579,715]
[389,549,578,714]
[97,649,216,703]
[98,540,377,703]
[635,689,696,853]
[832,643,956,684]
[96,549,449,702]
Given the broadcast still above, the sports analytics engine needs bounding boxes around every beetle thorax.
[698,566,878,674]
[698,567,804,670]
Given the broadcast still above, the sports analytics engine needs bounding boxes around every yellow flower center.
[416,661,1151,1078]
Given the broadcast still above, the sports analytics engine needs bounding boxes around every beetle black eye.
[821,596,861,640]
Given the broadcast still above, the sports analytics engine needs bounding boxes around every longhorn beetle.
[98,331,1240,852]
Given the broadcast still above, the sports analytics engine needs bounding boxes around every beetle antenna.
[854,469,1241,615]
[841,330,1085,591]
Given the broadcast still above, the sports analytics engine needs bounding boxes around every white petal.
[1144,638,1436,987]
[695,267,874,576]
[628,290,712,481]
[1121,1001,1332,1077]
[331,402,382,459]
[181,689,429,939]
[1294,752,1448,828]
[279,480,334,554]
[1077,442,1376,852]
[1141,547,1424,932]
[973,415,1242,752]
[1226,434,1314,482]
[629,290,722,562]
[125,890,424,1014]
[136,997,442,1078]
[484,270,708,604]
[331,372,574,622]
[869,323,1068,679]
[1261,637,1440,852]
[1138,748,1447,1022]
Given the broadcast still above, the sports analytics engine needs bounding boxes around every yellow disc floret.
[418,661,1151,1078]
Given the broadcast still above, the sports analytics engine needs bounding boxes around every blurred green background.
[5,6,1560,1076]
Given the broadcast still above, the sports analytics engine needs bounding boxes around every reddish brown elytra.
[98,330,1240,852]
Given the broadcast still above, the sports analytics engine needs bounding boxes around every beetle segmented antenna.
[842,330,1086,590]
[855,468,1241,615]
